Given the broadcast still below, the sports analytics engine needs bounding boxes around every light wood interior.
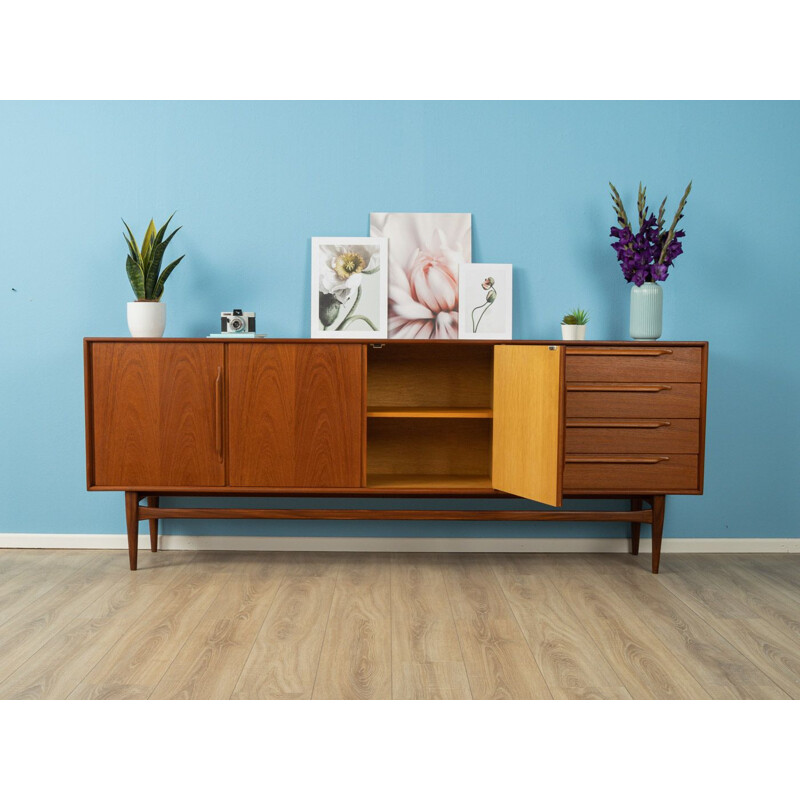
[366,418,492,488]
[366,344,494,489]
[367,344,493,409]
[492,345,564,505]
[366,407,492,419]
[365,474,494,490]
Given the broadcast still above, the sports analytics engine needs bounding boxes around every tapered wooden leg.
[651,495,665,574]
[147,495,159,552]
[630,497,642,555]
[125,491,140,571]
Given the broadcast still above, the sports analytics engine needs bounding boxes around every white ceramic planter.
[561,324,586,340]
[127,301,166,338]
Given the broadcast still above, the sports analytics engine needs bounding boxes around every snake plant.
[123,213,184,300]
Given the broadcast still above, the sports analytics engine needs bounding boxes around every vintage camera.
[221,309,256,333]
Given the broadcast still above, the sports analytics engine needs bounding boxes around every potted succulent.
[123,214,184,337]
[609,181,691,340]
[561,307,589,340]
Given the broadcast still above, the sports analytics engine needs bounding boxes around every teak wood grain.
[563,455,699,492]
[565,381,701,418]
[83,339,708,575]
[565,346,702,382]
[366,406,493,418]
[565,418,700,454]
[85,337,706,347]
[367,343,493,409]
[365,474,494,491]
[227,343,363,487]
[140,505,652,522]
[367,417,492,478]
[89,342,225,487]
[492,345,564,505]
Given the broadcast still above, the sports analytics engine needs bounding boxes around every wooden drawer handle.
[565,456,671,465]
[566,347,673,357]
[566,420,672,429]
[214,366,223,461]
[567,383,672,393]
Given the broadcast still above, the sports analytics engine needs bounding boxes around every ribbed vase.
[629,282,663,340]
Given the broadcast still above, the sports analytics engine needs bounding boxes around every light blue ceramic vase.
[630,282,663,340]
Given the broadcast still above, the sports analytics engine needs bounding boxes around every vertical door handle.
[215,366,223,461]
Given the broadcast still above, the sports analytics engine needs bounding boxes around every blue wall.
[1,101,798,540]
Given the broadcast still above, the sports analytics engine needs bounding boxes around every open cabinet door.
[492,345,565,505]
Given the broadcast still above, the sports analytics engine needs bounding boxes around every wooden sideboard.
[84,338,708,572]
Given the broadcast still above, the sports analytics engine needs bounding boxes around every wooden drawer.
[563,454,699,492]
[566,382,701,418]
[565,419,699,454]
[565,346,702,382]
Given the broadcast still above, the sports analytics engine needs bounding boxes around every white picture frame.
[311,237,388,338]
[457,263,513,340]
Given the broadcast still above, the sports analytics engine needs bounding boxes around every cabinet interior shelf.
[366,406,493,419]
[366,474,493,490]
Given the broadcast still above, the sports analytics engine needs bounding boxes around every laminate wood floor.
[0,549,798,700]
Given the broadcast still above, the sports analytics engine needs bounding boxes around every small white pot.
[561,324,586,341]
[127,301,166,338]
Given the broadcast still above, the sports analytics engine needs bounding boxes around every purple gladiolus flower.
[608,185,691,284]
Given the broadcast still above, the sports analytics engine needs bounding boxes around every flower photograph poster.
[311,237,388,338]
[457,263,513,340]
[370,213,471,339]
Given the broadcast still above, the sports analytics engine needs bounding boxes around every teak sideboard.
[83,338,708,572]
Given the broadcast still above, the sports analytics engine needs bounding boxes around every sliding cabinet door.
[492,345,565,506]
[90,342,225,487]
[227,343,364,487]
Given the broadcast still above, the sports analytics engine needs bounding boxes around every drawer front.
[565,346,702,382]
[566,382,701,418]
[563,455,699,492]
[565,419,699,454]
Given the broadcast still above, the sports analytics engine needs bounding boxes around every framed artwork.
[369,212,471,339]
[311,237,388,338]
[458,263,513,340]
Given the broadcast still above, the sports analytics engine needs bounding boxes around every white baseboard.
[1,533,798,553]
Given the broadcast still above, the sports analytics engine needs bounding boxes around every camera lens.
[229,317,244,331]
